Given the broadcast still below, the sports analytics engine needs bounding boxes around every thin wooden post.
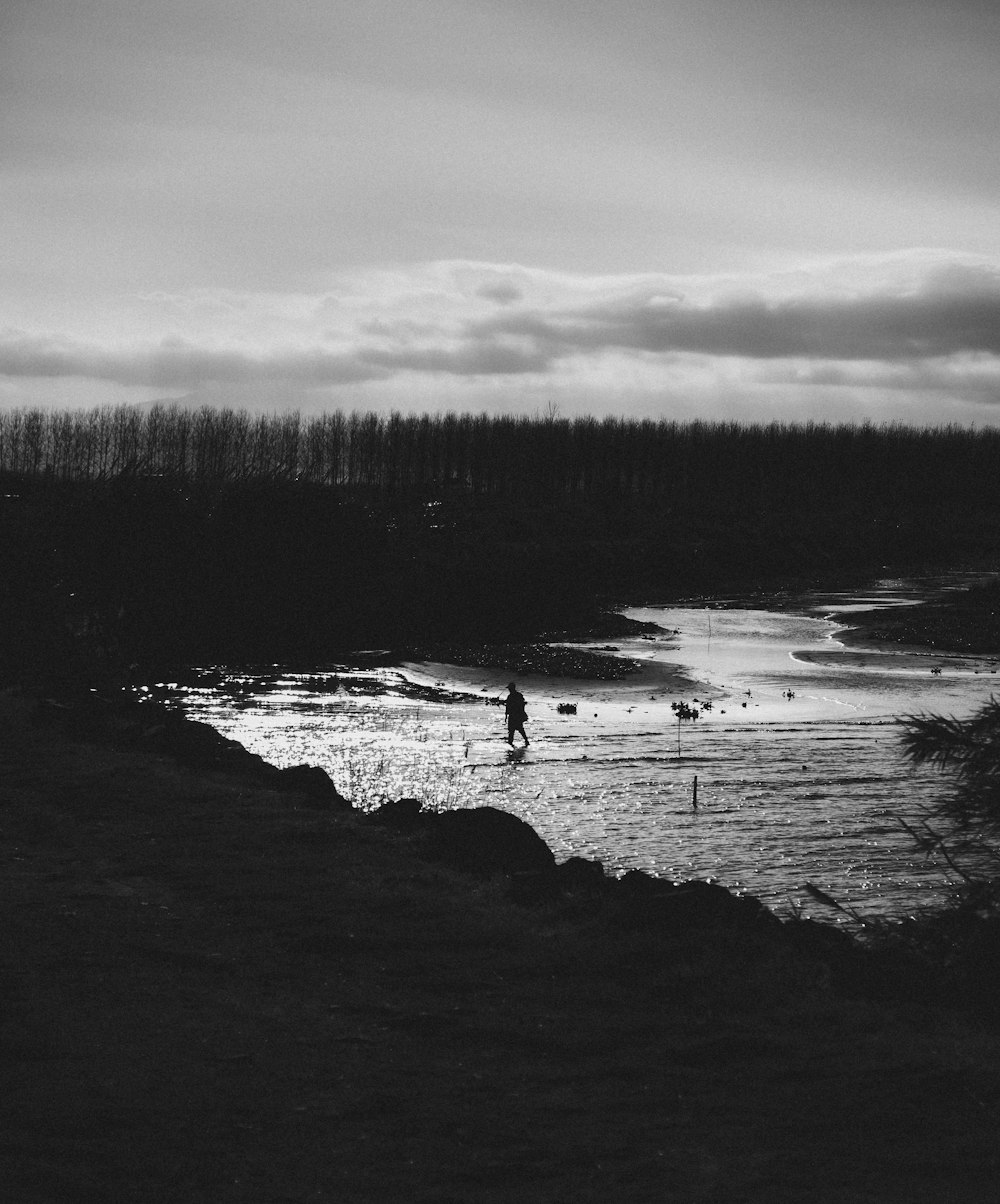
[692,774,698,811]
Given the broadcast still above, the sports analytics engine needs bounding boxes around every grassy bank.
[3,687,1000,1202]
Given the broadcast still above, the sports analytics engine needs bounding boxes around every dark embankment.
[4,687,1000,1202]
[3,408,1000,688]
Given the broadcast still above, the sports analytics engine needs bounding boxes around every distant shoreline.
[158,577,998,689]
[832,579,1000,658]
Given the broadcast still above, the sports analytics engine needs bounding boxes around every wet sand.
[793,646,1000,675]
[401,648,702,708]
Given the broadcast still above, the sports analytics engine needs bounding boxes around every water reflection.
[158,584,999,921]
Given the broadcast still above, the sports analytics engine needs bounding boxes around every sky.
[3,0,1000,425]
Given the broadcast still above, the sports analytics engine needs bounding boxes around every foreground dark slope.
[3,688,1000,1203]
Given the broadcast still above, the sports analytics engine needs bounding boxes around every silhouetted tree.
[902,698,1000,830]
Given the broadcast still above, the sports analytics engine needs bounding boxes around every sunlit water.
[157,579,1000,920]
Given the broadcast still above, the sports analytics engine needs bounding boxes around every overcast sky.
[3,0,1000,423]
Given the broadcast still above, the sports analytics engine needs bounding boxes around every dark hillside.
[5,689,1000,1202]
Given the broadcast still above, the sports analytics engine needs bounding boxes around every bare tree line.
[1,404,998,509]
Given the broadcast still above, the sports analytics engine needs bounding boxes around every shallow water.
[159,579,1000,921]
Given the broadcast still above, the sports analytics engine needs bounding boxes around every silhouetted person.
[505,682,529,746]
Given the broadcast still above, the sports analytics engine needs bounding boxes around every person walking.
[504,682,529,746]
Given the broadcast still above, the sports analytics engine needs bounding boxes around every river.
[157,577,999,921]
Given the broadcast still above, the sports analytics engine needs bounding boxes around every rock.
[370,797,424,828]
[616,872,775,930]
[424,806,556,877]
[271,763,351,809]
[160,717,234,761]
[556,856,605,891]
[665,880,773,927]
[618,868,671,897]
[781,918,855,958]
[147,714,271,778]
[507,869,562,904]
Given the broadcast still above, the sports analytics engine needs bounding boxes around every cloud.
[469,268,1000,363]
[0,332,386,388]
[3,254,1000,427]
[0,327,549,387]
[364,340,549,376]
[755,352,1000,405]
[475,281,523,305]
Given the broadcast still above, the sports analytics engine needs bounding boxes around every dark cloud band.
[3,270,1000,390]
[472,286,1000,362]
